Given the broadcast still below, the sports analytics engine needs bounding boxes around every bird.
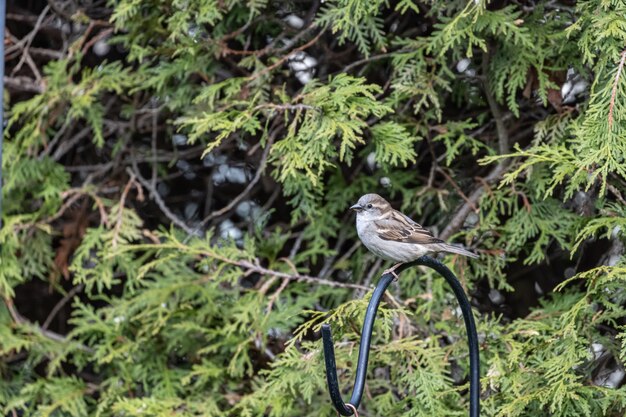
[350,193,478,277]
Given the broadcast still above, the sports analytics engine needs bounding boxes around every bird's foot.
[382,263,404,281]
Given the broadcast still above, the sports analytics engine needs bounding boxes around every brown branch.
[608,183,626,206]
[41,118,71,159]
[482,50,509,155]
[111,173,140,248]
[21,48,43,83]
[220,17,257,41]
[440,162,508,240]
[4,76,44,93]
[436,167,478,212]
[47,0,75,20]
[9,8,50,81]
[219,32,286,57]
[28,47,64,60]
[609,49,626,131]
[72,19,113,58]
[252,103,316,112]
[42,284,84,330]
[275,24,320,54]
[341,49,409,73]
[81,28,114,55]
[193,130,277,231]
[14,173,111,233]
[236,260,370,291]
[51,127,95,161]
[440,51,512,240]
[150,107,159,190]
[6,6,50,57]
[266,277,290,313]
[128,166,196,236]
[170,237,371,291]
[246,29,323,82]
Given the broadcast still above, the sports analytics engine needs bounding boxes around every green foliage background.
[3,1,626,416]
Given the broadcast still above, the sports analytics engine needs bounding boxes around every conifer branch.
[3,297,93,353]
[608,49,626,131]
[233,259,370,291]
[440,51,511,240]
[151,238,371,291]
[111,173,141,248]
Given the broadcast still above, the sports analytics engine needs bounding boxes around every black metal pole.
[322,256,480,417]
[322,272,395,415]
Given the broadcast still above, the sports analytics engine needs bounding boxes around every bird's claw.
[382,268,398,278]
[382,263,403,281]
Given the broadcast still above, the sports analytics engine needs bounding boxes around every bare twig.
[288,232,306,260]
[21,49,43,83]
[72,19,112,58]
[128,166,196,236]
[47,0,75,20]
[440,162,508,240]
[436,167,478,212]
[342,49,409,73]
[41,118,72,159]
[194,130,277,231]
[246,29,323,82]
[266,277,290,313]
[4,76,44,93]
[165,236,371,290]
[355,258,383,299]
[236,260,370,291]
[51,127,95,161]
[42,284,85,330]
[112,173,140,248]
[151,110,159,191]
[320,238,361,279]
[439,51,512,240]
[252,103,316,113]
[608,49,626,131]
[28,47,64,60]
[319,228,348,279]
[482,50,509,155]
[608,183,626,206]
[10,6,50,78]
[6,6,50,56]
[81,28,114,55]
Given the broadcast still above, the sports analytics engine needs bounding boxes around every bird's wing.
[375,209,444,245]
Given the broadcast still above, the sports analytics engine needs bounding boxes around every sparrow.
[350,193,478,277]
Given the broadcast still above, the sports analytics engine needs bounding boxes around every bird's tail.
[431,243,479,259]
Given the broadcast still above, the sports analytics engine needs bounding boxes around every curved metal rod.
[322,255,480,417]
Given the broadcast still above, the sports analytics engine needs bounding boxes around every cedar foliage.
[3,1,626,416]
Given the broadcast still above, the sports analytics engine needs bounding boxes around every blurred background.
[3,1,626,416]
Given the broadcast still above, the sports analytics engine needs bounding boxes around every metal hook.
[322,256,480,417]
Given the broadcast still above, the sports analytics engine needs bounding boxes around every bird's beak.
[350,204,363,212]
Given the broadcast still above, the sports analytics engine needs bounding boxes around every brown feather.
[375,209,445,245]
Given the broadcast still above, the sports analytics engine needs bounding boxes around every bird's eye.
[366,203,373,209]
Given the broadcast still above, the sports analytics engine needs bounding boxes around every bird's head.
[350,194,391,220]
